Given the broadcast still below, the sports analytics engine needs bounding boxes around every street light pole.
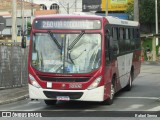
[155,0,158,45]
[152,0,158,61]
[106,0,108,16]
[134,0,139,21]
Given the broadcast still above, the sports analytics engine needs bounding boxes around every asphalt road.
[0,65,160,119]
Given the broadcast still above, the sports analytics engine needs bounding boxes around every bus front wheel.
[44,100,57,105]
[102,77,115,105]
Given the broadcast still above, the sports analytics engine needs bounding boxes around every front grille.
[43,91,83,99]
[39,76,90,82]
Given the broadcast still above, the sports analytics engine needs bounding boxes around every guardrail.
[0,42,28,89]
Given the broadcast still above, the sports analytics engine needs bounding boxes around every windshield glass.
[31,33,101,73]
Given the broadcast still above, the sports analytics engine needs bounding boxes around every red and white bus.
[23,14,141,105]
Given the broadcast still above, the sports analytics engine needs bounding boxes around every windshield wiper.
[68,31,85,50]
[66,31,85,64]
[48,31,62,50]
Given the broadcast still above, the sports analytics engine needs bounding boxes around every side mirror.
[21,36,26,48]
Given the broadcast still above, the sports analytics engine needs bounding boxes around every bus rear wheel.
[44,100,57,105]
[102,77,115,105]
[125,72,133,91]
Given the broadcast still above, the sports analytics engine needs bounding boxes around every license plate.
[56,96,70,101]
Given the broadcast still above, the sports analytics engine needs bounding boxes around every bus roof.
[34,14,103,19]
[106,16,139,27]
[34,14,139,27]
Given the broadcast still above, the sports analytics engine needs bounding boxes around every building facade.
[31,0,82,14]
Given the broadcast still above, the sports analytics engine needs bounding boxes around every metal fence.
[0,42,28,89]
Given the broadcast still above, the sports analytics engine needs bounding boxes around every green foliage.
[125,0,160,24]
[27,21,31,35]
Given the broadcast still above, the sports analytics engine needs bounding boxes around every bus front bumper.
[29,84,104,102]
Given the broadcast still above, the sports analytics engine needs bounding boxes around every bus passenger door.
[104,26,114,99]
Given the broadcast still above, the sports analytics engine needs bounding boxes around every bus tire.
[125,71,133,91]
[44,100,57,105]
[102,77,115,105]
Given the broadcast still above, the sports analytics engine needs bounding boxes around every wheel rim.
[110,83,115,100]
[129,74,132,87]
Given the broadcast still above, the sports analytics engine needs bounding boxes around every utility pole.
[31,0,34,16]
[22,0,25,33]
[67,3,69,14]
[106,0,108,16]
[134,0,139,21]
[75,0,77,12]
[12,0,17,42]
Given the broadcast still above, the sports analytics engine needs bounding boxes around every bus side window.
[125,28,130,51]
[119,28,124,53]
[112,27,119,56]
[130,28,135,50]
[135,28,140,49]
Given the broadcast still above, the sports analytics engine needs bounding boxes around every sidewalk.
[0,86,29,105]
[141,61,160,65]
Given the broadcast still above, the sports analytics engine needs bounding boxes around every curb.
[0,94,29,105]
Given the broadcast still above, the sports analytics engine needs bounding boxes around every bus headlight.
[29,74,41,88]
[87,76,102,90]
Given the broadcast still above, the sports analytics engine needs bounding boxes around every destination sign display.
[34,19,101,30]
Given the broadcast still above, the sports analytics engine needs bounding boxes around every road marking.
[122,104,144,111]
[129,104,144,109]
[24,106,45,111]
[28,101,41,104]
[117,97,159,100]
[147,106,160,111]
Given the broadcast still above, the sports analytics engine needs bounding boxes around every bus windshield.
[31,32,101,74]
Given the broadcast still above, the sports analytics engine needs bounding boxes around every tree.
[125,0,160,24]
[125,0,134,20]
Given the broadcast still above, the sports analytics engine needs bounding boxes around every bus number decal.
[69,84,82,89]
